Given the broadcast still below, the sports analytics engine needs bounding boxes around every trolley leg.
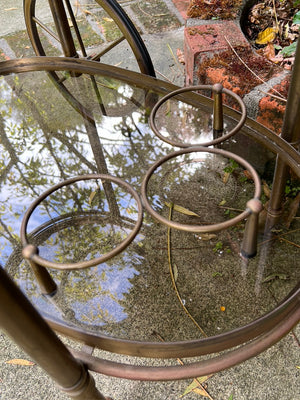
[0,266,106,399]
[48,0,78,58]
[266,38,300,230]
[212,83,224,138]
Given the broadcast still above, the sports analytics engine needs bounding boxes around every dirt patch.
[187,0,243,19]
[241,0,300,67]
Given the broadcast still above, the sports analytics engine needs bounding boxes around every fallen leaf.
[196,233,217,241]
[88,190,97,206]
[293,10,300,25]
[223,171,230,184]
[243,170,253,180]
[193,387,210,396]
[177,48,185,64]
[173,263,178,282]
[263,43,275,61]
[6,359,35,366]
[262,273,289,283]
[281,42,297,57]
[256,27,278,45]
[180,376,211,397]
[165,202,201,217]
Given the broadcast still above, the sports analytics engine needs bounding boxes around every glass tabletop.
[0,59,299,353]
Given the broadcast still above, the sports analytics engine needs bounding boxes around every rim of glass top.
[1,58,299,364]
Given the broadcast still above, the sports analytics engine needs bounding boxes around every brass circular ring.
[150,84,247,148]
[20,174,143,270]
[141,146,261,233]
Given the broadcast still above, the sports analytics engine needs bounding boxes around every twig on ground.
[167,203,207,337]
[224,36,287,101]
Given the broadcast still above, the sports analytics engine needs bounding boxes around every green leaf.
[280,41,298,57]
[228,395,234,400]
[212,271,223,277]
[293,11,300,24]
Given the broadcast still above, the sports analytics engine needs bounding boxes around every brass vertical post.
[48,0,78,58]
[240,198,263,258]
[266,38,300,229]
[213,83,224,137]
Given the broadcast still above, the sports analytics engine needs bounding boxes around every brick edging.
[172,0,290,134]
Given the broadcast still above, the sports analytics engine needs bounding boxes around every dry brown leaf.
[6,358,35,366]
[263,43,276,61]
[269,53,284,64]
[196,233,217,241]
[243,170,253,180]
[176,49,185,64]
[165,202,201,217]
[192,387,210,396]
[223,171,230,184]
[180,376,211,397]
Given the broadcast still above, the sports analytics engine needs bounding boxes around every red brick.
[171,0,190,20]
[184,21,249,84]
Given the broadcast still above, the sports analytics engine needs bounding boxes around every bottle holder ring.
[142,146,261,241]
[150,84,247,148]
[21,174,143,271]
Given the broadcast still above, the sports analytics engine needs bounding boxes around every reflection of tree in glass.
[40,219,130,264]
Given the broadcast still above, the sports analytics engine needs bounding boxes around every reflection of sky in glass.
[73,259,142,326]
[156,99,230,145]
[14,236,144,328]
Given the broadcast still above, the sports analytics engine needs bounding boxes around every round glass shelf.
[0,58,298,378]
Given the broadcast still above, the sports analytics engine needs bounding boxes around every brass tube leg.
[240,199,263,258]
[265,158,289,230]
[266,38,300,229]
[22,244,57,295]
[213,83,224,138]
[0,266,106,400]
[48,0,78,58]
